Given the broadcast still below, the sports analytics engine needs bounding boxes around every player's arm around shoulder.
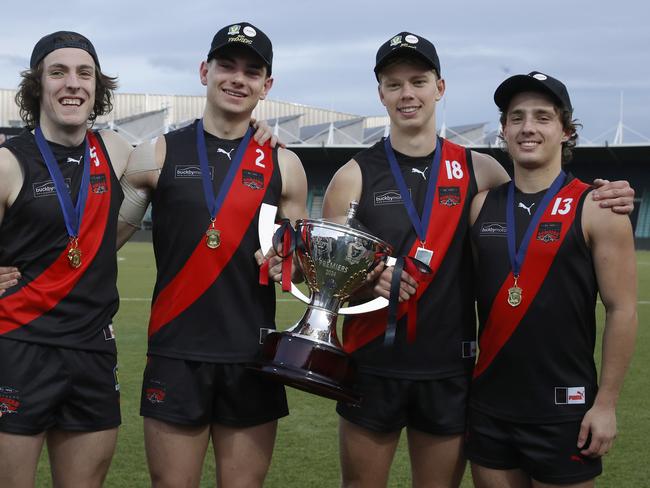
[98,129,134,179]
[471,150,510,193]
[277,147,308,223]
[322,159,362,220]
[578,193,638,458]
[116,136,165,248]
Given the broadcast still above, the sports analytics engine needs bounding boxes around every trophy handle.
[258,204,392,313]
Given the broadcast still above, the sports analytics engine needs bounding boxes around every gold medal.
[507,276,522,307]
[67,238,82,269]
[206,228,221,249]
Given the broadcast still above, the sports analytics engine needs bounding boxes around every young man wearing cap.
[0,31,133,487]
[466,72,637,487]
[323,34,634,488]
[116,22,307,487]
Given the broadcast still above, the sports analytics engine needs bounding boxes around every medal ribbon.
[384,136,442,243]
[384,256,432,346]
[506,171,566,279]
[197,119,253,222]
[34,127,91,239]
[258,219,296,291]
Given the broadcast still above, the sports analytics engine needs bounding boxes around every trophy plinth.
[252,203,392,404]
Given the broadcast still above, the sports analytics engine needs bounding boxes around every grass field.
[34,243,650,487]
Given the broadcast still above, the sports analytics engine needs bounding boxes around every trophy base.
[250,331,361,405]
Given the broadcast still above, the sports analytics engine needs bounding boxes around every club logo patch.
[439,187,461,206]
[374,189,405,206]
[33,179,71,198]
[242,169,264,190]
[480,222,507,236]
[228,24,241,35]
[90,174,107,194]
[145,381,166,404]
[390,35,402,46]
[537,222,561,243]
[555,386,585,405]
[0,386,20,417]
[175,165,214,180]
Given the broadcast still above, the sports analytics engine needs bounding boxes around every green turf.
[34,244,650,486]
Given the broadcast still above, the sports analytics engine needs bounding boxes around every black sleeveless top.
[344,138,478,379]
[0,130,123,352]
[148,121,283,362]
[470,178,598,422]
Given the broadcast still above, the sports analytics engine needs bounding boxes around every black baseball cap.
[207,22,273,75]
[494,71,572,112]
[374,32,440,80]
[30,31,100,69]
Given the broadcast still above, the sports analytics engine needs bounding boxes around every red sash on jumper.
[0,132,112,334]
[343,141,470,352]
[148,140,274,337]
[473,179,590,378]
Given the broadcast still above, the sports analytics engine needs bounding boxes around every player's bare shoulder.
[323,159,362,219]
[471,150,510,193]
[582,188,633,247]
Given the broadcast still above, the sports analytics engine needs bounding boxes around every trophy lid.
[344,201,370,233]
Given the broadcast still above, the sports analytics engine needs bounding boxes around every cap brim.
[374,48,436,78]
[207,42,271,71]
[494,75,564,111]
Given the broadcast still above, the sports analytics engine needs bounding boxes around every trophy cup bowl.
[252,212,392,404]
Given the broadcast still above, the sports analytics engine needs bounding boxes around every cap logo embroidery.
[390,35,402,47]
[228,25,241,35]
[533,73,547,80]
[405,35,419,44]
[243,26,256,37]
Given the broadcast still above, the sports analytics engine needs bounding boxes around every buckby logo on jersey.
[537,222,562,243]
[555,386,585,404]
[33,178,71,198]
[374,189,406,206]
[480,222,507,236]
[439,186,460,207]
[90,174,107,194]
[0,386,20,417]
[175,165,214,180]
[242,169,264,190]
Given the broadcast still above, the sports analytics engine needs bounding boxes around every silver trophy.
[252,202,392,403]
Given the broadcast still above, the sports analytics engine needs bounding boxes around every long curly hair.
[15,62,118,129]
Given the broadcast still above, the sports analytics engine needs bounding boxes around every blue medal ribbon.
[34,127,91,239]
[506,170,567,278]
[196,119,253,221]
[384,136,442,243]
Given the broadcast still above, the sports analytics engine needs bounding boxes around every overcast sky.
[1,0,648,143]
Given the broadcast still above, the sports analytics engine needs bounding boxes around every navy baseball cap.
[494,71,572,112]
[30,31,100,69]
[374,32,440,80]
[207,22,273,75]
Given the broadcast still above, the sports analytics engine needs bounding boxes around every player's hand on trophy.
[373,265,418,302]
[250,118,286,149]
[0,266,20,296]
[255,246,303,283]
